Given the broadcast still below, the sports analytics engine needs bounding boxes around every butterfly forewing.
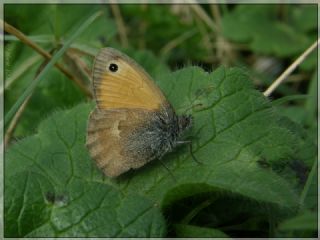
[92,48,167,111]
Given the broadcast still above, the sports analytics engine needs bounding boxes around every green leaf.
[299,48,317,71]
[119,66,298,208]
[4,5,53,35]
[276,115,316,168]
[119,5,206,62]
[278,211,317,231]
[276,106,308,125]
[5,103,166,237]
[288,5,317,33]
[175,224,229,238]
[53,5,117,47]
[5,66,301,237]
[221,5,316,57]
[124,48,170,78]
[6,172,165,237]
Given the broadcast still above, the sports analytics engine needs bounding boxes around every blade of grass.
[69,44,98,57]
[304,72,317,128]
[271,94,309,106]
[160,29,197,56]
[4,11,102,127]
[64,50,91,83]
[4,94,32,148]
[2,20,92,97]
[187,0,218,32]
[2,54,42,95]
[299,158,317,211]
[2,34,54,43]
[5,57,51,147]
[109,1,129,48]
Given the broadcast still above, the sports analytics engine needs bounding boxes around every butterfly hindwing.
[86,108,154,177]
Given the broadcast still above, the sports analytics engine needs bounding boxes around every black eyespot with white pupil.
[109,63,118,72]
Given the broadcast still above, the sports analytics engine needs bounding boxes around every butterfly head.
[178,114,192,132]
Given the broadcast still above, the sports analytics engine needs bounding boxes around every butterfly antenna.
[159,159,177,182]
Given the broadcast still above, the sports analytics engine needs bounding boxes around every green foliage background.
[4,4,318,238]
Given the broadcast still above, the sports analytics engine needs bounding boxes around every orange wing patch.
[92,48,166,110]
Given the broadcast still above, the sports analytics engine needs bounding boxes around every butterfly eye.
[109,63,118,72]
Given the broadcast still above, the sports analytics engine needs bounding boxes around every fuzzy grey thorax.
[124,105,192,163]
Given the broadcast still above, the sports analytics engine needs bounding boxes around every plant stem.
[109,2,129,48]
[264,38,319,97]
[4,95,32,148]
[4,11,102,127]
[188,1,218,32]
[1,20,92,97]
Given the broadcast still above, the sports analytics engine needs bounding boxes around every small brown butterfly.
[86,48,193,177]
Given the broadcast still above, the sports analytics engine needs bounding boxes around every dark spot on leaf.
[45,191,69,206]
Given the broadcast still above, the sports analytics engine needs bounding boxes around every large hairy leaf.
[5,104,165,237]
[119,66,298,208]
[5,66,299,237]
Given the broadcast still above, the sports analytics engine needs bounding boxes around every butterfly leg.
[176,140,202,165]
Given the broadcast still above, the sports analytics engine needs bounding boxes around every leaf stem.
[264,38,319,97]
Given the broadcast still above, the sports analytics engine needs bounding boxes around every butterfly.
[86,48,193,177]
